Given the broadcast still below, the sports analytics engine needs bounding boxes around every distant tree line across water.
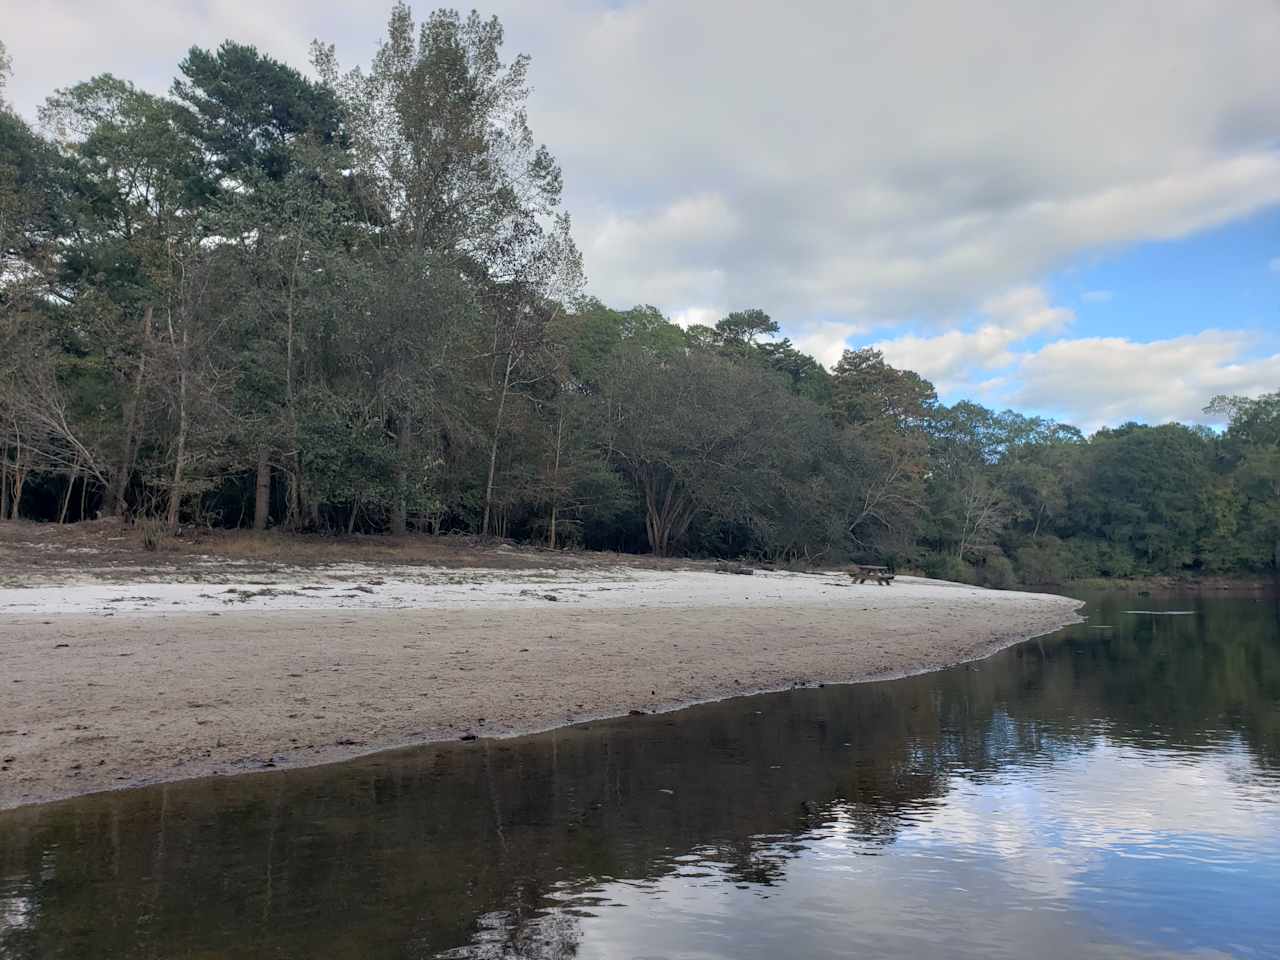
[1,13,1277,584]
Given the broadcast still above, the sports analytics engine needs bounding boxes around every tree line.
[1,13,1277,583]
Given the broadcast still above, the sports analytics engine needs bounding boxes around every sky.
[3,0,1278,431]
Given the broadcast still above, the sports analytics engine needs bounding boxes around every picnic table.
[847,564,895,586]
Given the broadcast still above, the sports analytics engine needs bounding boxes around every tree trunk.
[641,472,695,557]
[10,474,24,521]
[482,353,516,537]
[166,328,188,533]
[59,458,81,524]
[285,461,303,530]
[109,305,151,517]
[253,447,271,531]
[0,454,8,520]
[9,441,27,521]
[283,240,301,530]
[392,412,411,536]
[548,405,564,549]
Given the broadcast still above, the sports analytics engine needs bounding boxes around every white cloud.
[668,306,721,329]
[1011,330,1280,430]
[0,1,337,112]
[982,287,1075,337]
[1081,290,1113,302]
[791,322,867,369]
[583,192,738,307]
[512,0,1280,322]
[874,286,1073,392]
[871,286,1279,429]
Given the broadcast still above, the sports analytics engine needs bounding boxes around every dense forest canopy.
[1,15,1277,583]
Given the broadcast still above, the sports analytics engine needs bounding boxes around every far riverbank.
[1037,574,1278,594]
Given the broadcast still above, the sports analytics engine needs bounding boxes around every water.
[2,590,1278,959]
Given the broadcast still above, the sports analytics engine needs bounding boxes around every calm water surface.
[2,590,1279,959]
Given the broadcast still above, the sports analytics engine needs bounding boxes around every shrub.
[1058,538,1101,579]
[1014,539,1066,584]
[921,552,975,584]
[1094,541,1139,578]
[978,553,1017,589]
[139,518,166,552]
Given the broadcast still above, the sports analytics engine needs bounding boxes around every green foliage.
[1014,539,1067,584]
[832,348,936,428]
[601,342,828,555]
[173,41,345,184]
[714,308,778,345]
[976,553,1016,590]
[0,105,59,279]
[296,393,398,512]
[1065,423,1212,573]
[921,552,974,584]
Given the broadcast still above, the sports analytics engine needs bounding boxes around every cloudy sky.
[4,0,1279,430]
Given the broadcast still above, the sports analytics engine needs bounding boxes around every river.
[1,589,1278,958]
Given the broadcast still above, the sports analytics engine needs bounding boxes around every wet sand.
[0,568,1081,809]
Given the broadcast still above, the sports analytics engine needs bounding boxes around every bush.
[1014,539,1066,584]
[1094,541,1139,578]
[1058,538,1100,579]
[1055,537,1142,580]
[977,553,1017,589]
[139,518,166,552]
[921,551,976,584]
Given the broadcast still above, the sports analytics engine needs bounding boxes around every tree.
[827,349,935,560]
[40,75,211,519]
[1208,393,1280,570]
[318,4,569,535]
[994,415,1082,547]
[1066,424,1213,573]
[831,348,936,428]
[317,5,562,260]
[603,347,805,555]
[167,42,356,530]
[0,40,10,104]
[757,339,832,404]
[832,424,926,558]
[209,139,356,529]
[478,215,583,536]
[714,308,779,346]
[173,41,345,185]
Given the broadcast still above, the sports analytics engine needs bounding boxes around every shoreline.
[0,568,1082,810]
[1057,574,1278,593]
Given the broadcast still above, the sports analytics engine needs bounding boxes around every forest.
[1,9,1277,585]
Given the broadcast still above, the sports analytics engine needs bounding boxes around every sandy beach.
[0,558,1081,809]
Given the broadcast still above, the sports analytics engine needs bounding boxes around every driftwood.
[847,564,894,586]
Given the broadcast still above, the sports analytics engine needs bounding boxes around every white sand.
[1,564,1008,614]
[0,566,1081,809]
